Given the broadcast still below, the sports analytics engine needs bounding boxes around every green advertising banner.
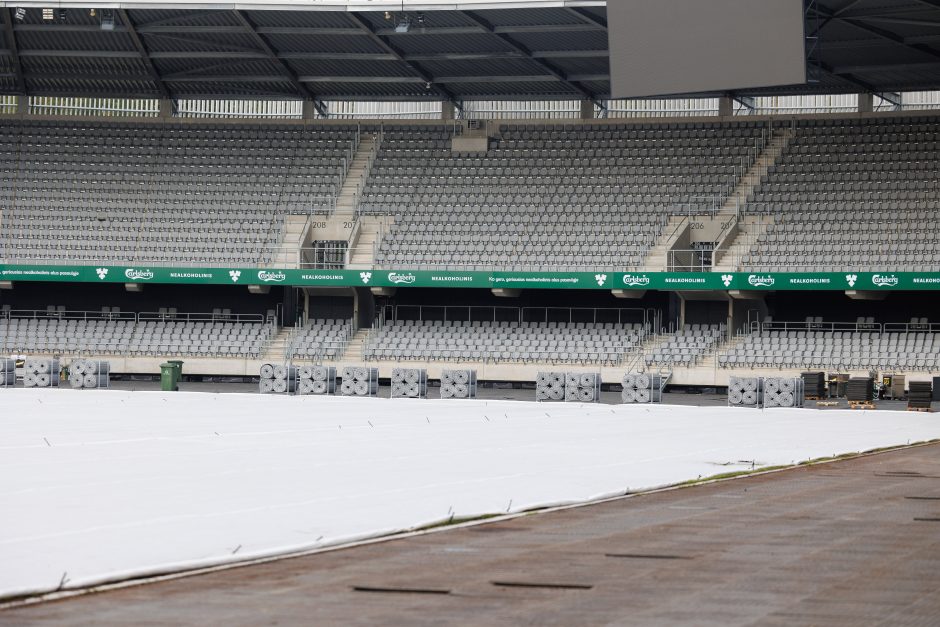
[0,265,938,292]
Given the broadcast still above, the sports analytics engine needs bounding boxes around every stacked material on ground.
[763,377,805,408]
[440,369,478,399]
[621,372,663,404]
[801,372,826,398]
[908,382,933,409]
[565,372,601,403]
[296,366,337,396]
[847,377,875,403]
[23,359,59,389]
[68,360,110,389]
[390,368,428,399]
[728,377,762,407]
[340,367,379,397]
[259,364,298,395]
[0,358,13,387]
[536,372,566,401]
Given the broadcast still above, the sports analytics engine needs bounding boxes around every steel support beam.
[118,9,170,100]
[878,91,903,108]
[841,16,940,61]
[460,11,601,107]
[812,60,881,94]
[2,8,24,94]
[346,12,459,108]
[564,7,607,29]
[231,10,326,117]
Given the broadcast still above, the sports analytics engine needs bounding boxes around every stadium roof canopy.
[0,0,939,105]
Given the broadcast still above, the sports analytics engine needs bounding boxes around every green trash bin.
[160,363,179,392]
[168,360,183,390]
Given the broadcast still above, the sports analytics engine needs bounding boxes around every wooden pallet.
[848,401,876,410]
[805,396,822,401]
[907,406,933,413]
[816,401,840,407]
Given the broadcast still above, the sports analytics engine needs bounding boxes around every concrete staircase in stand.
[338,328,370,362]
[272,216,309,268]
[334,135,376,222]
[346,216,392,269]
[262,327,294,361]
[304,134,385,268]
[713,215,776,272]
[712,127,794,272]
[642,216,690,272]
[720,127,794,214]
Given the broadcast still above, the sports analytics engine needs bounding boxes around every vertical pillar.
[158,98,174,118]
[858,92,874,113]
[441,100,456,120]
[302,100,321,120]
[718,96,734,117]
[579,99,595,119]
[15,94,27,117]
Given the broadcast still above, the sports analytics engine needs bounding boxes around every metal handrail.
[2,308,137,321]
[353,127,383,217]
[361,346,634,365]
[355,259,654,272]
[666,249,715,273]
[137,311,265,324]
[300,244,348,270]
[1,308,265,324]
[715,351,939,374]
[385,305,650,326]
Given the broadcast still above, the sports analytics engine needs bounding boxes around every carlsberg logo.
[124,268,154,281]
[622,274,651,287]
[747,274,775,287]
[872,274,899,287]
[257,271,286,283]
[388,272,416,285]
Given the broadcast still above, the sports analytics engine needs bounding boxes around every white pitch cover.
[1,389,938,599]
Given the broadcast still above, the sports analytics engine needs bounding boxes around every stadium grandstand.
[0,0,939,390]
[4,1,940,623]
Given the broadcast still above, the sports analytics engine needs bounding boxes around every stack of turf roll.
[68,359,110,389]
[0,358,14,387]
[762,377,804,408]
[620,372,662,404]
[390,368,428,399]
[296,366,336,395]
[565,372,601,403]
[259,363,298,394]
[728,376,762,407]
[23,358,59,388]
[340,366,379,397]
[536,371,566,401]
[847,377,875,403]
[908,381,933,410]
[259,363,276,393]
[801,372,825,399]
[440,369,477,399]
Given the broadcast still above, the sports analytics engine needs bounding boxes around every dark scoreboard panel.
[608,0,806,98]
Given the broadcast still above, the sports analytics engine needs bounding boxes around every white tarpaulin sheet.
[2,389,938,599]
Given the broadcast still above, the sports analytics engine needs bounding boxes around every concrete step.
[338,329,370,362]
[720,128,794,213]
[713,216,775,272]
[262,328,293,360]
[641,216,688,271]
